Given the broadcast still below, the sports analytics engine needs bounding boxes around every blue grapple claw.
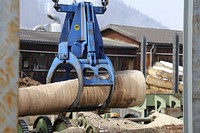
[47,1,115,111]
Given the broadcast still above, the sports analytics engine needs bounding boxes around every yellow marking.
[74,24,80,31]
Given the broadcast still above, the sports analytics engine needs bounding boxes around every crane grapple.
[46,0,115,111]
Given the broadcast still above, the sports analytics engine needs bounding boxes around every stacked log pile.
[146,61,183,94]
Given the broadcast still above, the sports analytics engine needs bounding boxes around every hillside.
[98,0,167,29]
[20,0,167,29]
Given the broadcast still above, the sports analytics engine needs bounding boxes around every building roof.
[20,29,138,49]
[20,29,60,44]
[101,24,183,44]
[102,37,138,49]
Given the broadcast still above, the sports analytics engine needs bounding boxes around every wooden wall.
[101,30,140,46]
[20,41,138,83]
[20,30,183,83]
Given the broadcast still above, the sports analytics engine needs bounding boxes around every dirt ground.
[58,112,183,133]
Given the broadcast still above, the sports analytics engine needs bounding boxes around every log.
[19,70,146,117]
[147,67,183,81]
[146,75,183,92]
[147,67,173,81]
[154,61,183,75]
[160,61,183,72]
[146,84,173,94]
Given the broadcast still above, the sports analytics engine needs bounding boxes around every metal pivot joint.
[47,1,115,111]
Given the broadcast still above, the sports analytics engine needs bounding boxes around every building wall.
[20,41,138,83]
[148,44,183,66]
[19,29,183,83]
[101,30,139,46]
[102,29,183,69]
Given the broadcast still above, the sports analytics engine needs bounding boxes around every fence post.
[140,36,147,77]
[172,33,179,94]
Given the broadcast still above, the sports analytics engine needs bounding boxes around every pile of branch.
[146,61,183,94]
[19,77,41,88]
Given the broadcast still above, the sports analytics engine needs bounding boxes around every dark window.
[39,54,46,69]
[47,54,55,69]
[32,53,39,70]
[22,53,31,69]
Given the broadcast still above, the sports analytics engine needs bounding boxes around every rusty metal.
[191,0,200,132]
[0,0,19,132]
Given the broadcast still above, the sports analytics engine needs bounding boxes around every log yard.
[0,0,198,133]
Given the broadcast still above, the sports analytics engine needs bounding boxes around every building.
[101,24,183,68]
[20,29,138,83]
[19,24,183,83]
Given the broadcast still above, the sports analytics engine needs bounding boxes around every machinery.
[46,0,115,112]
[18,0,116,132]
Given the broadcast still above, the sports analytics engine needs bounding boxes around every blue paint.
[47,1,115,111]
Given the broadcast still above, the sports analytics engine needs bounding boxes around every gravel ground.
[55,127,86,133]
[57,112,183,133]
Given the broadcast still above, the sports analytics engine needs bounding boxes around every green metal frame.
[130,94,182,118]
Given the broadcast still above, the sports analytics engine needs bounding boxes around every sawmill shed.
[19,29,139,83]
[101,24,184,69]
[19,24,183,83]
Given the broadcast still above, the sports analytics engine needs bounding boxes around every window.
[21,53,31,69]
[47,54,55,69]
[32,53,39,70]
[39,54,46,69]
[32,53,47,70]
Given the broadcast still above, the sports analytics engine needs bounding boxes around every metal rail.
[20,50,136,58]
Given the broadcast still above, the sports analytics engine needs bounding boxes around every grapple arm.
[47,0,114,111]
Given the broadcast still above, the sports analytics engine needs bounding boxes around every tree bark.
[154,61,183,74]
[146,84,172,94]
[147,67,173,81]
[147,67,183,81]
[146,75,183,92]
[19,70,146,117]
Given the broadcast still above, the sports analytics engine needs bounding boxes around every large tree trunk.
[19,70,146,117]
